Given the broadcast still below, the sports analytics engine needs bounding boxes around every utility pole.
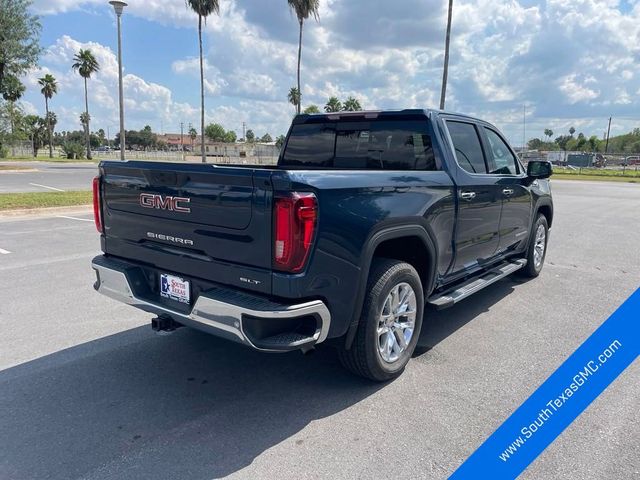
[523,104,527,152]
[605,117,612,154]
[180,122,184,161]
[242,122,246,143]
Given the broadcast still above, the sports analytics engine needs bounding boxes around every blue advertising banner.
[450,288,640,479]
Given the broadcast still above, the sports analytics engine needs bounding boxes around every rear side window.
[483,127,519,175]
[281,124,334,167]
[282,120,437,170]
[446,121,487,174]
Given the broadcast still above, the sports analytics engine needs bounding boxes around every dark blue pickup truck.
[91,109,553,381]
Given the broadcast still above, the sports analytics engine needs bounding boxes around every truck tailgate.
[100,161,273,294]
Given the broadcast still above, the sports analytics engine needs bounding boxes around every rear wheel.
[520,214,549,278]
[339,259,424,382]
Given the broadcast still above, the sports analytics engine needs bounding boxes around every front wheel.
[520,214,549,278]
[339,259,424,382]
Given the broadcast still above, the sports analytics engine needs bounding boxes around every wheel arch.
[344,225,438,349]
[535,198,554,228]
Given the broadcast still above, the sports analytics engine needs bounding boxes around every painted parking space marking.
[56,215,93,222]
[29,183,65,192]
[0,248,11,255]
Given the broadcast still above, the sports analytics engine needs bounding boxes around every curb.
[0,205,92,219]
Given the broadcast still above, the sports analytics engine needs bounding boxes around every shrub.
[61,142,85,159]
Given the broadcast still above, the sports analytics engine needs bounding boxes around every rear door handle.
[460,191,476,201]
[502,188,514,196]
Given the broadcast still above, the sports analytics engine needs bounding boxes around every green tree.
[587,135,599,152]
[544,128,553,140]
[324,96,342,113]
[1,74,25,135]
[0,0,42,91]
[245,129,255,142]
[555,135,571,151]
[72,48,100,159]
[22,114,47,157]
[287,0,320,114]
[189,126,197,148]
[260,133,273,143]
[569,126,576,136]
[186,0,220,162]
[528,138,544,150]
[275,134,286,149]
[224,130,237,143]
[303,104,320,114]
[342,96,362,111]
[205,123,225,142]
[288,87,300,113]
[38,73,57,158]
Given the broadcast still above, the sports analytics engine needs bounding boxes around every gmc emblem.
[140,193,191,213]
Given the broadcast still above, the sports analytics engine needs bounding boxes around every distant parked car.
[95,146,112,152]
[622,156,640,166]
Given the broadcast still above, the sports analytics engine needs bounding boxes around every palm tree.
[1,75,26,135]
[189,126,197,149]
[343,96,362,111]
[186,0,220,163]
[324,96,341,113]
[439,0,453,110]
[72,49,100,159]
[287,0,320,114]
[569,126,576,136]
[544,128,553,140]
[38,74,58,158]
[288,87,300,113]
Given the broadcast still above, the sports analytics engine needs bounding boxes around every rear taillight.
[92,176,103,233]
[273,192,318,273]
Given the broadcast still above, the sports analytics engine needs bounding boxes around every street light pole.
[180,122,185,162]
[109,1,127,161]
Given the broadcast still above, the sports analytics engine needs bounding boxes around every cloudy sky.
[20,0,640,145]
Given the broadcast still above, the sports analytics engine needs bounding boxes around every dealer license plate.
[160,274,191,305]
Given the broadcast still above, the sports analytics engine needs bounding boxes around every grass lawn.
[0,191,93,211]
[552,174,639,183]
[552,167,640,183]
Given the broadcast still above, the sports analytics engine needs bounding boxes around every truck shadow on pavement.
[415,277,519,356]
[0,327,383,480]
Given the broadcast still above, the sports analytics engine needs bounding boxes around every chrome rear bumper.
[91,255,331,352]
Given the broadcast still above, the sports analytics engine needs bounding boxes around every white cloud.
[23,35,198,134]
[558,74,600,104]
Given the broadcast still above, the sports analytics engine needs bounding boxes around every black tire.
[519,214,549,278]
[339,259,424,382]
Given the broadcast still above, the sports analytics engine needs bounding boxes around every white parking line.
[0,248,11,255]
[57,215,93,222]
[29,183,65,192]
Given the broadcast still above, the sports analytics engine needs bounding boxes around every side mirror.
[527,160,553,179]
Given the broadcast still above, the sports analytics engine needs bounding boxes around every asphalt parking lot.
[0,161,98,193]
[0,180,638,479]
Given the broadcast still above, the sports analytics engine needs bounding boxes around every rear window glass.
[281,120,437,170]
